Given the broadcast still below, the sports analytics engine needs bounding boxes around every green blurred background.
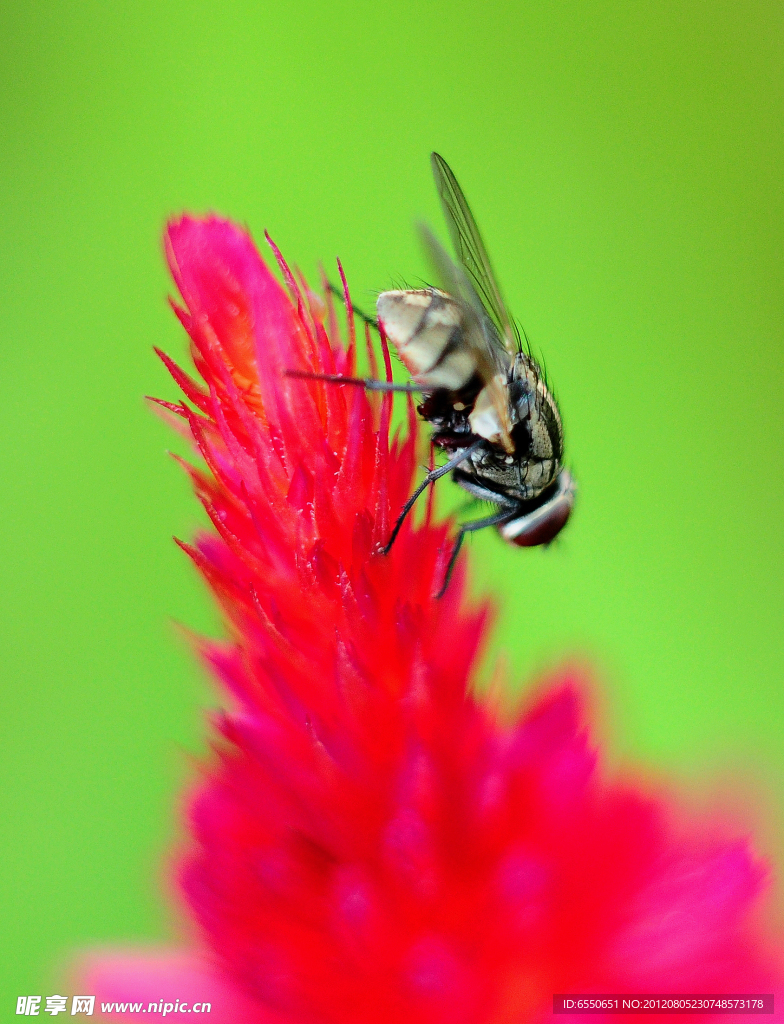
[1,0,782,1007]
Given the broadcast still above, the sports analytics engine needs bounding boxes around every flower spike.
[82,215,781,1023]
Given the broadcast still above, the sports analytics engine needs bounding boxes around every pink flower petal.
[78,948,279,1022]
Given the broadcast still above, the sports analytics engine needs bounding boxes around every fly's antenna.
[327,281,379,331]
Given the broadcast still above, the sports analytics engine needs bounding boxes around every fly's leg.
[437,503,519,599]
[285,369,422,393]
[327,282,378,330]
[383,439,485,555]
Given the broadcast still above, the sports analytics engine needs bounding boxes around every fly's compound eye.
[499,470,576,547]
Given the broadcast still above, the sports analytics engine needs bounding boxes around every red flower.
[83,217,780,1021]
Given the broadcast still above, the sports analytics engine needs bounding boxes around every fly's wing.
[431,152,518,356]
[417,223,500,378]
[418,223,514,452]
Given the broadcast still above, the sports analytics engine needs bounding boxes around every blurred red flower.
[83,217,780,1022]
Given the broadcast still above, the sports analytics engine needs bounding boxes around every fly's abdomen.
[377,289,476,392]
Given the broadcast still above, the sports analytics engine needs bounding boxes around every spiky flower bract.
[83,217,780,1022]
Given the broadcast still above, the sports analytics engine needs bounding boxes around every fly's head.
[499,468,576,547]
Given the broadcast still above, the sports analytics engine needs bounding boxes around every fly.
[289,153,576,595]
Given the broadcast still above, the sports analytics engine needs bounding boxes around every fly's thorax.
[452,355,563,502]
[461,444,558,501]
[510,354,564,465]
[377,289,477,392]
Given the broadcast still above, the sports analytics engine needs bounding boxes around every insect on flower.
[290,153,576,594]
[79,214,782,1023]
